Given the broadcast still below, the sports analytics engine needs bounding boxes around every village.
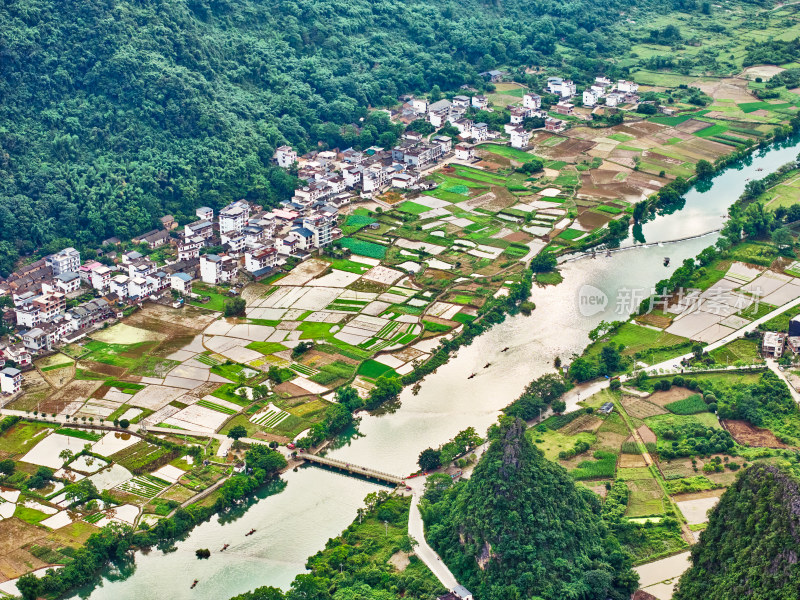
[0,65,799,596]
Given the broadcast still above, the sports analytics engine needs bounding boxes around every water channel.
[68,137,800,600]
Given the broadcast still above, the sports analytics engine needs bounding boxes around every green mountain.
[423,418,638,600]
[674,464,800,600]
[0,0,638,274]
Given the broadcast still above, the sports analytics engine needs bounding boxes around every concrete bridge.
[296,452,406,486]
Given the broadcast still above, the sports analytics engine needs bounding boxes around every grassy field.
[480,143,540,162]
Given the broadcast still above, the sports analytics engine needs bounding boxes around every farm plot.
[250,404,290,428]
[111,442,171,472]
[22,434,89,469]
[117,474,171,498]
[162,403,232,432]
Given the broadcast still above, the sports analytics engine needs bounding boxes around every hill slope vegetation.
[0,0,640,274]
[422,418,638,600]
[674,463,800,600]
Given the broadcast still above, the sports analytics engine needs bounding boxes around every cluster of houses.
[275,132,467,201]
[762,316,800,358]
[579,77,640,109]
[0,192,345,371]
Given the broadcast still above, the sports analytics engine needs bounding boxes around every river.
[67,137,800,600]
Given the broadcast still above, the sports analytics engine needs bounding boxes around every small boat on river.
[468,373,477,379]
[664,257,671,267]
[483,362,491,369]
[501,347,510,352]
[221,544,230,551]
[191,580,199,589]
[245,529,256,536]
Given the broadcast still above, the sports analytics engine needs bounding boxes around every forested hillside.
[674,464,800,600]
[422,418,638,600]
[0,0,642,274]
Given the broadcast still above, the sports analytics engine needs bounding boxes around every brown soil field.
[40,363,75,389]
[127,303,217,333]
[274,382,316,398]
[696,77,757,102]
[596,429,627,453]
[619,453,648,468]
[561,414,603,435]
[637,425,657,444]
[78,360,126,378]
[622,396,668,420]
[545,137,595,159]
[658,457,695,480]
[575,209,613,230]
[0,519,51,582]
[301,349,358,368]
[635,313,673,328]
[39,379,102,414]
[647,387,696,407]
[676,119,713,134]
[722,419,790,448]
[503,231,532,243]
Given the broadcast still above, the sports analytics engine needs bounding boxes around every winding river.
[67,137,800,600]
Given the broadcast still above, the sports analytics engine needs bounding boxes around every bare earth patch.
[722,419,789,448]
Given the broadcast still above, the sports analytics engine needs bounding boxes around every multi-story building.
[583,89,599,107]
[45,247,80,276]
[510,128,531,149]
[244,246,278,276]
[196,206,214,221]
[303,213,335,247]
[0,367,21,395]
[90,266,112,291]
[109,274,130,299]
[170,272,193,294]
[523,93,541,110]
[200,254,239,285]
[54,272,81,294]
[471,95,488,110]
[617,80,639,94]
[219,200,250,234]
[274,145,298,168]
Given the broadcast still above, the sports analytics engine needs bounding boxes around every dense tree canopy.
[422,418,638,600]
[0,0,640,274]
[674,464,800,600]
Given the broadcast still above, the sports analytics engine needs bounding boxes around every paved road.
[645,295,800,375]
[766,358,800,403]
[405,477,460,591]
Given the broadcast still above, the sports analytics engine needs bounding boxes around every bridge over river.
[296,452,406,486]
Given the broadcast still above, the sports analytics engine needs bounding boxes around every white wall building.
[0,367,22,395]
[200,254,239,285]
[45,247,80,276]
[219,200,250,234]
[583,89,599,107]
[170,272,193,294]
[509,128,531,149]
[274,145,298,168]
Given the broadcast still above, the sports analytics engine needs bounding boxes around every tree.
[291,341,314,359]
[693,343,704,360]
[224,297,247,317]
[418,448,442,471]
[0,459,14,476]
[551,399,566,413]
[530,252,557,273]
[59,449,73,465]
[119,418,130,429]
[335,386,362,412]
[772,226,794,249]
[228,425,248,440]
[695,159,714,178]
[519,159,544,174]
[569,357,598,382]
[365,375,402,409]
